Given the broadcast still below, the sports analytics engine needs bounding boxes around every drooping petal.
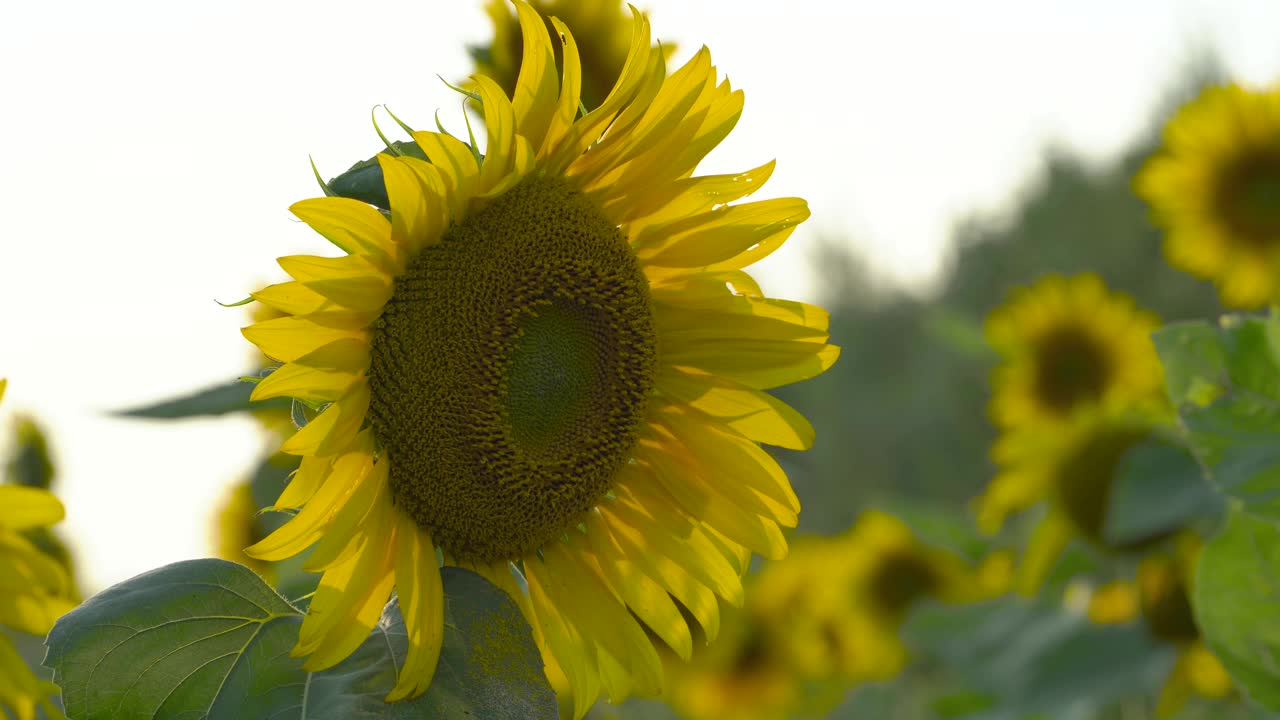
[386,511,445,702]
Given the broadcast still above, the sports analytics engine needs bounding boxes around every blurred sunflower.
[822,510,1009,680]
[666,536,860,720]
[209,298,299,586]
[981,413,1175,592]
[663,604,805,720]
[240,3,833,715]
[1136,83,1280,308]
[1087,536,1233,716]
[212,480,277,585]
[986,273,1165,435]
[471,0,673,113]
[0,380,74,720]
[5,415,76,583]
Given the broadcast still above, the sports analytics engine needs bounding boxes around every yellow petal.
[656,404,799,515]
[246,438,373,561]
[656,368,814,450]
[250,363,360,403]
[634,198,810,268]
[289,197,397,269]
[541,18,581,156]
[665,339,840,390]
[473,74,518,193]
[510,0,558,148]
[386,513,444,702]
[251,281,331,316]
[526,562,601,719]
[301,534,396,668]
[274,454,333,509]
[279,382,370,457]
[241,316,366,364]
[411,131,479,219]
[585,515,693,661]
[0,487,63,531]
[302,461,386,572]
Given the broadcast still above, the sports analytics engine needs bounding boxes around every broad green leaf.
[1104,438,1223,547]
[1154,316,1280,521]
[1195,507,1280,710]
[46,559,555,719]
[1153,321,1230,409]
[327,142,428,211]
[904,596,1171,717]
[115,378,289,419]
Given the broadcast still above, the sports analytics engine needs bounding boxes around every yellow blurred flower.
[667,536,852,720]
[824,511,1006,681]
[986,273,1165,436]
[1136,83,1280,308]
[1087,536,1234,716]
[0,380,73,720]
[211,480,277,586]
[472,0,674,113]
[663,604,806,720]
[984,413,1176,592]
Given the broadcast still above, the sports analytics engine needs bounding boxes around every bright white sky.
[1,0,1278,593]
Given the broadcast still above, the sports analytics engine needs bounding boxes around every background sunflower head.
[1137,82,1280,308]
[470,0,675,113]
[986,273,1166,433]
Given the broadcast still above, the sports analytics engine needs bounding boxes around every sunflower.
[662,604,805,720]
[986,273,1165,436]
[1086,536,1233,716]
[1136,83,1280,308]
[0,380,74,720]
[666,536,860,720]
[240,4,835,715]
[981,412,1177,592]
[471,0,673,114]
[820,510,1007,681]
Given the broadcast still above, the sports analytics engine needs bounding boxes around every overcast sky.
[2,1,1278,592]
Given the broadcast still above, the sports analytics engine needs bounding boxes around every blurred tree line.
[778,58,1226,538]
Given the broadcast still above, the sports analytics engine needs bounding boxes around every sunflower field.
[4,2,1280,719]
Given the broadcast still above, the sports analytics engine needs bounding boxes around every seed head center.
[367,177,656,563]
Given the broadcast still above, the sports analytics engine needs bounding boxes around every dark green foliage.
[44,559,556,719]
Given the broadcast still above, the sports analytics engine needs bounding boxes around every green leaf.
[1104,438,1223,547]
[904,596,1172,717]
[1154,316,1280,521]
[1153,321,1230,409]
[1195,507,1280,710]
[45,559,556,719]
[327,142,428,211]
[115,378,290,419]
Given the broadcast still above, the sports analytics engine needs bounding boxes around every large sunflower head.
[471,0,674,114]
[240,4,836,714]
[986,273,1165,432]
[0,380,74,720]
[1136,83,1280,308]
